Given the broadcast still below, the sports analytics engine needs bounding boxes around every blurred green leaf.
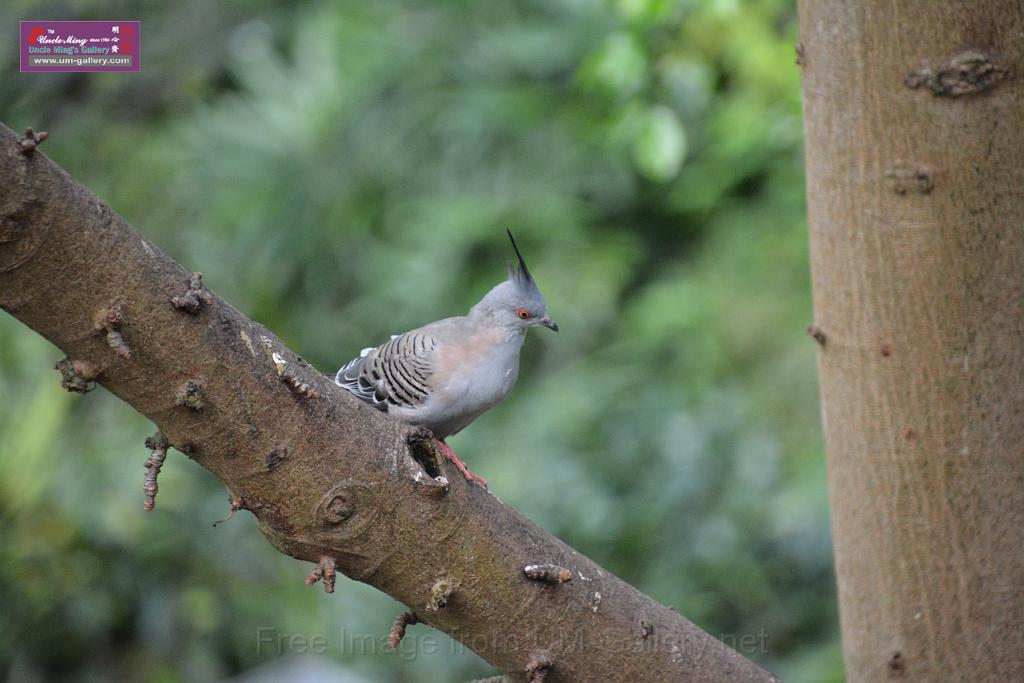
[632,104,687,181]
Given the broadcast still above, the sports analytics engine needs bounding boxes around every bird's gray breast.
[400,330,524,438]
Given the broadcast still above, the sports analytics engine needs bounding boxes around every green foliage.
[0,1,840,681]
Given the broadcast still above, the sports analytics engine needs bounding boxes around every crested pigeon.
[335,231,558,486]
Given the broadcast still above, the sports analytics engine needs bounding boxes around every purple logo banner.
[20,20,139,72]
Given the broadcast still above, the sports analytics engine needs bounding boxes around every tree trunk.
[798,2,1024,681]
[0,122,777,683]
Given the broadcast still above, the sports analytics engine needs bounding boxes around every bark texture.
[0,122,776,683]
[798,3,1024,681]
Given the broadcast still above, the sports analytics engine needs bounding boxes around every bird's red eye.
[516,307,530,320]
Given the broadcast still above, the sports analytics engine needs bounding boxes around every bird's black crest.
[506,229,534,288]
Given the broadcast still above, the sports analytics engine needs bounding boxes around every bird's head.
[471,230,558,333]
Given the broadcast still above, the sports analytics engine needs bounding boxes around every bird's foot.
[437,441,487,487]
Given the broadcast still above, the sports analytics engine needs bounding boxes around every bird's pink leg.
[437,440,487,487]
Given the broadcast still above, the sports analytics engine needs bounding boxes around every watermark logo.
[253,625,771,662]
[20,20,139,72]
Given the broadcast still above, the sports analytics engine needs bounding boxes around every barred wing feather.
[334,331,438,411]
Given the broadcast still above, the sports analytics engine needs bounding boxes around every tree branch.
[0,122,777,682]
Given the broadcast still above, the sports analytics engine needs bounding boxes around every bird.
[334,230,558,486]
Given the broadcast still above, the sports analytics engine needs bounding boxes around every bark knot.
[884,161,933,196]
[19,127,48,155]
[55,356,100,393]
[887,651,905,676]
[806,325,826,346]
[526,654,553,682]
[426,576,458,612]
[315,480,381,541]
[93,303,132,360]
[640,619,655,639]
[905,50,1006,97]
[265,445,288,471]
[171,271,214,314]
[280,365,322,400]
[175,379,205,410]
[524,563,573,584]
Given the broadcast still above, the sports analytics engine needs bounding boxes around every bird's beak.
[539,317,559,333]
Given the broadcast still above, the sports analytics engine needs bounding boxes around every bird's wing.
[335,328,441,411]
